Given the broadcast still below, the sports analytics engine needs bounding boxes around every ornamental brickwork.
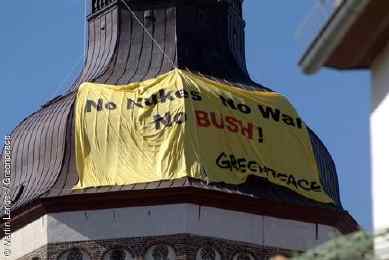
[18,234,294,260]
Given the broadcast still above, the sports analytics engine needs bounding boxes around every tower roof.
[0,0,358,234]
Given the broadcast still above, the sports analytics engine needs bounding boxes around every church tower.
[1,1,358,259]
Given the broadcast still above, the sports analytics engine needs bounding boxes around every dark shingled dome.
[1,0,344,217]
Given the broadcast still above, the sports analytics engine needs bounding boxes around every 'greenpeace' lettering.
[216,152,322,192]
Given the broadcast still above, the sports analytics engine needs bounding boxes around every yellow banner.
[75,69,333,203]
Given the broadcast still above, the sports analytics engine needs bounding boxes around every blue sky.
[0,1,371,229]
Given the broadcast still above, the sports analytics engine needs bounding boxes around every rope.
[119,0,176,68]
[41,1,87,104]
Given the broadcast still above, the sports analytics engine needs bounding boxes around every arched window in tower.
[103,248,135,260]
[144,10,156,27]
[197,7,207,27]
[233,28,238,49]
[153,245,169,260]
[196,247,221,260]
[145,244,176,260]
[67,248,83,260]
[58,248,89,260]
[233,252,256,260]
[238,1,242,16]
[111,249,125,260]
[201,247,215,260]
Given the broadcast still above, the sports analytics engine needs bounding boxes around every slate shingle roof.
[0,2,343,216]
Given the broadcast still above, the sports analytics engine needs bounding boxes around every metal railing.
[91,0,116,13]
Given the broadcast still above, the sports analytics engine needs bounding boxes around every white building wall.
[0,215,48,260]
[3,204,339,259]
[371,42,389,232]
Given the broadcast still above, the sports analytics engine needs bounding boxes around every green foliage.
[292,229,389,260]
